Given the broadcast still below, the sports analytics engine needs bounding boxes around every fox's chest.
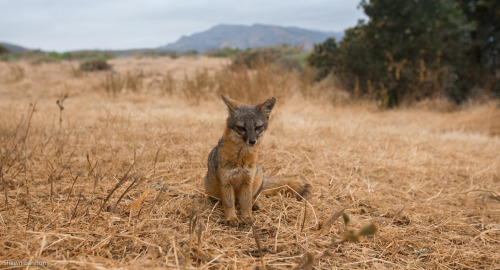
[222,165,256,186]
[218,139,259,185]
[219,162,256,188]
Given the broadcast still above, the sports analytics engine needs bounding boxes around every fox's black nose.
[249,139,257,145]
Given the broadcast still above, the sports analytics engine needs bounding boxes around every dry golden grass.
[0,57,499,269]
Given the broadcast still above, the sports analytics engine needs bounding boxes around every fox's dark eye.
[236,126,245,133]
[255,126,264,133]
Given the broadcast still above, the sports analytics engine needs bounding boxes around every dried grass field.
[1,57,499,269]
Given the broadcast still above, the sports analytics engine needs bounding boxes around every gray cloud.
[0,0,366,51]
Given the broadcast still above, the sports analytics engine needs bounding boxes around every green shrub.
[47,52,73,61]
[233,45,307,71]
[80,59,111,72]
[72,51,113,61]
[206,47,241,58]
[0,45,8,54]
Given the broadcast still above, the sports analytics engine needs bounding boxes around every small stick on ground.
[88,159,137,229]
[137,186,165,229]
[188,196,199,265]
[310,206,348,244]
[1,167,8,210]
[146,186,164,216]
[300,200,307,233]
[65,173,80,208]
[252,224,267,270]
[48,171,54,212]
[26,207,31,230]
[196,221,204,267]
[275,193,283,252]
[69,188,83,225]
[172,239,180,269]
[153,148,160,177]
[111,175,144,214]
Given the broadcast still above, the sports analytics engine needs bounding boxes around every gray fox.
[204,95,310,226]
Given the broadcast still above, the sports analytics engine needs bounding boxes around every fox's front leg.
[220,184,238,226]
[237,182,254,224]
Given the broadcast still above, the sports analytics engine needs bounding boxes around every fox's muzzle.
[246,129,257,145]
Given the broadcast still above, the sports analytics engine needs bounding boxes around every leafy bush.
[205,47,241,58]
[80,59,111,72]
[20,50,112,64]
[0,45,8,54]
[309,0,499,107]
[232,45,307,71]
[72,51,113,61]
[47,52,73,61]
[307,38,339,80]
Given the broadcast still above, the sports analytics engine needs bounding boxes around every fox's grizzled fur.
[204,95,310,226]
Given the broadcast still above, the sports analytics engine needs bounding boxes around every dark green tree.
[308,37,339,79]
[461,0,500,96]
[309,0,480,107]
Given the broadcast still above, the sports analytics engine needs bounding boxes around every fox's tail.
[261,175,311,200]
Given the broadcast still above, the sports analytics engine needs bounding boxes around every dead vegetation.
[0,57,499,269]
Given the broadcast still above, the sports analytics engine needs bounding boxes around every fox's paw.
[240,215,255,225]
[225,217,239,227]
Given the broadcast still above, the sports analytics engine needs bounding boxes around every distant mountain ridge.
[160,24,342,52]
[0,42,30,53]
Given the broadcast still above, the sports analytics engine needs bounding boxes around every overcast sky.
[0,0,367,52]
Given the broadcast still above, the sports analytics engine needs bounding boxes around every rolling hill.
[0,41,30,53]
[159,24,342,52]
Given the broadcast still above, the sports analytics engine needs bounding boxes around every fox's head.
[221,95,276,146]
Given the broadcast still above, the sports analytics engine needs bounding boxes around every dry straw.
[0,57,499,269]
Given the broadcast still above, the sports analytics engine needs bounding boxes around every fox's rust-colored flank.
[204,95,310,225]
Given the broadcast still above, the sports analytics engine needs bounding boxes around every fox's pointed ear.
[221,95,239,113]
[259,97,276,118]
